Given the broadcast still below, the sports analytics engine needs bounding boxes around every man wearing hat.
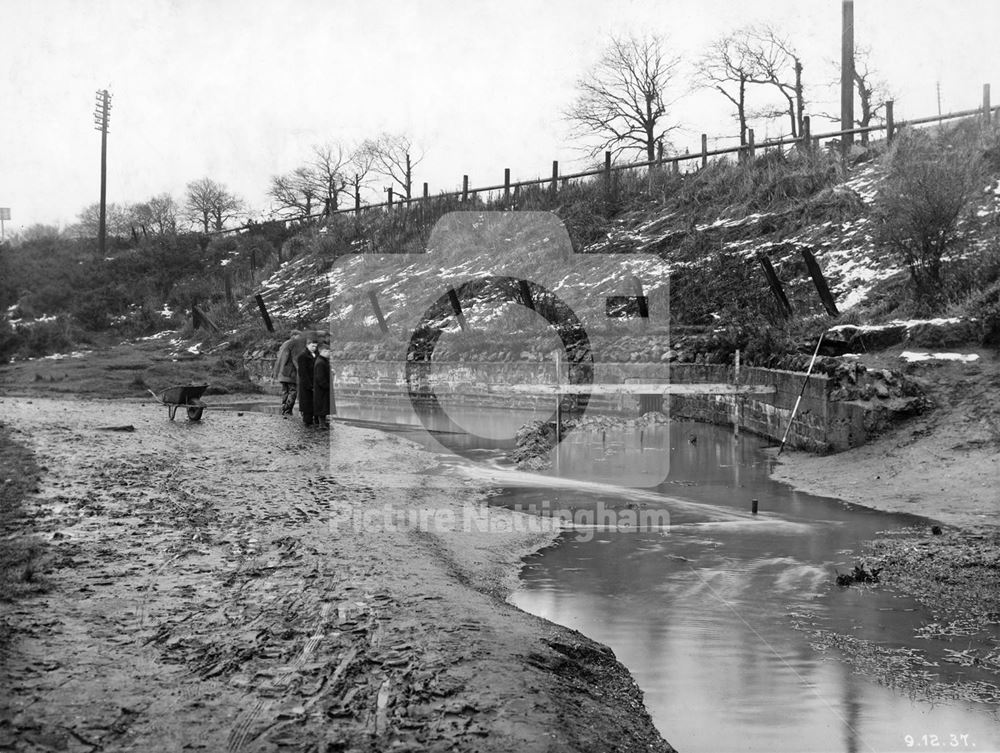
[272,330,303,417]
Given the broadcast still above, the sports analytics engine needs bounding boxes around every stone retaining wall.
[244,354,870,452]
[664,364,867,452]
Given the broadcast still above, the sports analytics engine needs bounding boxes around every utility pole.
[840,0,855,150]
[94,89,111,255]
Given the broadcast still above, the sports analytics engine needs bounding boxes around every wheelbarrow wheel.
[186,406,204,421]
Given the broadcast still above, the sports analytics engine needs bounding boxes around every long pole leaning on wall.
[776,332,826,457]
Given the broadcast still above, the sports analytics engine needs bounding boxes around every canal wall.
[243,354,881,452]
[664,364,867,452]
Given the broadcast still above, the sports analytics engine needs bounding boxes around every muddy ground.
[773,348,1000,704]
[2,337,998,750]
[772,349,1000,528]
[0,391,673,752]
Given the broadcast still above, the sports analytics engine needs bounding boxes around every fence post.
[985,84,992,125]
[801,115,811,151]
[447,288,468,331]
[423,182,429,199]
[801,247,840,317]
[551,160,559,197]
[604,151,613,203]
[747,129,755,161]
[462,175,469,203]
[254,294,274,332]
[387,186,393,210]
[367,290,390,335]
[504,168,511,206]
[886,101,895,142]
[756,252,793,319]
[701,134,708,168]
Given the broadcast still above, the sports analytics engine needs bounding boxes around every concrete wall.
[244,353,866,452]
[665,364,867,452]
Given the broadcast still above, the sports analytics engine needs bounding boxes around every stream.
[235,398,1000,752]
[495,421,1000,753]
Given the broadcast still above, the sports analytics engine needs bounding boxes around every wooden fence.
[217,82,996,235]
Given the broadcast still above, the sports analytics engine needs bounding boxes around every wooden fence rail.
[216,84,996,236]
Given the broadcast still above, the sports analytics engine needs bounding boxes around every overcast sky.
[1,0,997,232]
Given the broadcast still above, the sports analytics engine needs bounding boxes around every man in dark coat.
[313,343,335,429]
[296,337,319,426]
[273,330,303,416]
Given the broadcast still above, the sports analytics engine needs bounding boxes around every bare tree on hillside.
[695,30,760,146]
[346,143,378,206]
[268,168,320,220]
[75,202,137,240]
[133,193,178,236]
[566,34,682,162]
[852,46,891,144]
[311,144,351,213]
[358,133,423,199]
[817,46,892,144]
[185,178,244,233]
[270,144,353,218]
[741,26,806,138]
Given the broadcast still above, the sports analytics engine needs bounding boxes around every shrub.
[874,130,984,312]
[0,317,77,362]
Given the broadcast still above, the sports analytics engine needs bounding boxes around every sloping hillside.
[252,121,1000,363]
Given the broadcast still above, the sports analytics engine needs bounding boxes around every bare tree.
[346,142,378,206]
[185,178,244,233]
[75,202,136,240]
[358,133,423,199]
[696,30,760,146]
[741,26,806,138]
[310,144,350,213]
[268,168,320,220]
[817,45,892,144]
[132,193,178,236]
[269,144,352,218]
[566,34,682,162]
[852,46,891,145]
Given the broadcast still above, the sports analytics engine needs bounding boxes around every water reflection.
[498,422,1000,753]
[243,397,1000,751]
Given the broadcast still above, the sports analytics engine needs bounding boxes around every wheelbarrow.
[150,384,209,421]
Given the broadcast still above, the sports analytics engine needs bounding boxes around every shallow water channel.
[493,421,1000,753]
[235,398,1000,751]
